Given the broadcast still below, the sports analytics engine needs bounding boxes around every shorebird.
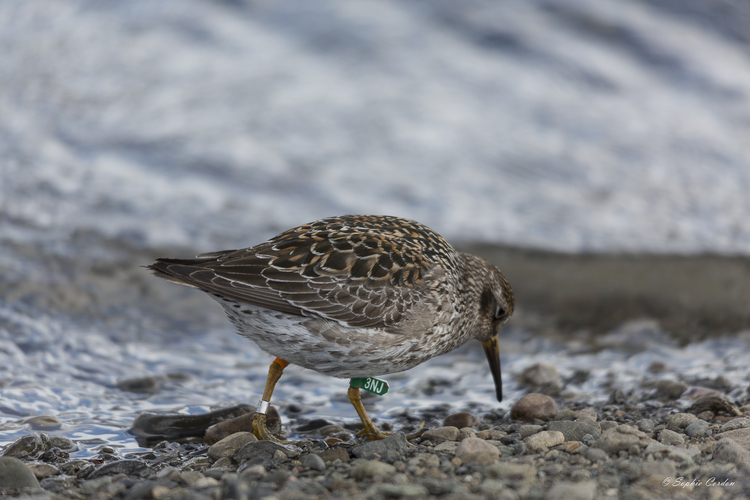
[148,215,513,440]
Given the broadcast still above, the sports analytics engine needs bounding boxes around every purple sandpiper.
[148,215,514,440]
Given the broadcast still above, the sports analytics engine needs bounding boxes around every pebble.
[665,413,698,432]
[718,417,750,433]
[351,432,408,462]
[316,447,350,464]
[351,460,396,479]
[421,426,460,444]
[443,412,480,429]
[302,453,326,471]
[455,437,500,465]
[518,425,543,438]
[374,483,429,498]
[519,363,563,395]
[207,431,257,461]
[27,463,59,480]
[524,431,565,452]
[575,408,598,422]
[658,429,685,446]
[88,460,153,479]
[510,393,558,421]
[547,420,601,441]
[594,425,652,454]
[636,419,655,433]
[0,457,42,491]
[713,427,750,450]
[482,461,537,480]
[684,419,710,438]
[653,380,688,400]
[20,415,63,431]
[233,441,299,463]
[712,438,750,463]
[544,480,596,500]
[583,447,608,462]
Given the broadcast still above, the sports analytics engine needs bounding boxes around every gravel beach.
[3,389,750,500]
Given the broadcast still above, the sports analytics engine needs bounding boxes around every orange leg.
[253,358,288,441]
[347,386,392,441]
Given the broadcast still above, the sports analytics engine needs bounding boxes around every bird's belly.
[219,301,454,378]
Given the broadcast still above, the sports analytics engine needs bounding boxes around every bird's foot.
[356,427,393,441]
[252,413,292,444]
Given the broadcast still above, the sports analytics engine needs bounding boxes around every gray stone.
[352,432,408,462]
[684,419,710,438]
[583,448,608,462]
[234,440,300,462]
[455,437,500,465]
[443,412,480,429]
[636,419,655,433]
[715,428,750,450]
[316,447,350,464]
[718,417,750,433]
[87,460,153,479]
[510,393,558,421]
[544,480,596,500]
[713,438,750,463]
[351,460,396,479]
[653,380,688,400]
[482,462,537,480]
[0,457,41,490]
[375,483,429,498]
[643,442,700,463]
[665,413,698,432]
[302,453,326,471]
[27,463,59,480]
[524,431,565,451]
[207,431,257,461]
[640,459,676,479]
[518,425,543,438]
[519,363,563,395]
[422,426,460,444]
[658,429,685,446]
[548,421,601,442]
[575,408,598,423]
[594,425,653,454]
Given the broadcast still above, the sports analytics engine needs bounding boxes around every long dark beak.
[482,336,503,402]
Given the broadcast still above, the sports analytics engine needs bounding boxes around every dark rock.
[684,420,710,438]
[421,426,460,444]
[0,457,42,490]
[443,412,480,429]
[207,432,257,461]
[204,407,280,445]
[117,375,164,393]
[509,393,557,421]
[653,380,688,400]
[316,447,350,464]
[296,419,335,432]
[687,396,741,416]
[351,432,408,462]
[547,421,601,442]
[130,404,254,442]
[2,432,51,458]
[87,460,153,479]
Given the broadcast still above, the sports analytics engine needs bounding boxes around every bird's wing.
[149,216,457,329]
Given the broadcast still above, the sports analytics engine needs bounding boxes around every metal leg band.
[257,399,270,415]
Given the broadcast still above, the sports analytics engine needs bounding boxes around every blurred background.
[2,0,750,456]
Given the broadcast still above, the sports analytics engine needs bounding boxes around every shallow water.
[2,0,750,458]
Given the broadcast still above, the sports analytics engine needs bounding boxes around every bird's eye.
[494,306,506,320]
